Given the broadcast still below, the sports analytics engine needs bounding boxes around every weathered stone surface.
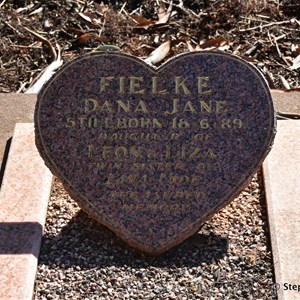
[35,51,276,254]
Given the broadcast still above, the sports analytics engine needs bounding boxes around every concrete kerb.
[0,123,52,300]
[263,120,300,300]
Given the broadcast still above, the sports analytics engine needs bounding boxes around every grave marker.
[34,51,276,254]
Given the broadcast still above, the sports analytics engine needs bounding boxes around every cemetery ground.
[0,1,299,300]
[34,172,276,299]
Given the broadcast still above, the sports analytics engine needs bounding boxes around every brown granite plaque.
[34,51,276,255]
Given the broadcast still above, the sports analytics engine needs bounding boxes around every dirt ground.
[0,0,299,93]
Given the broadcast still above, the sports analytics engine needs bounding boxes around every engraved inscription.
[63,72,247,212]
[88,145,218,161]
[165,99,228,115]
[98,76,213,95]
[84,99,149,114]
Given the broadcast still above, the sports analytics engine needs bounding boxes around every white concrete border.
[263,120,300,300]
[0,123,52,300]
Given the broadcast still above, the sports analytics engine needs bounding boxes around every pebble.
[34,170,276,299]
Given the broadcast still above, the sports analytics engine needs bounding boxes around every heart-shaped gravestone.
[35,51,276,255]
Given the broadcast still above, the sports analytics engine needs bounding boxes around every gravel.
[34,168,277,300]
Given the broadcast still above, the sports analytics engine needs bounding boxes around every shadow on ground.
[39,210,228,269]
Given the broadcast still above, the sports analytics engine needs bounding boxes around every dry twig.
[271,34,291,67]
[0,0,7,9]
[23,26,57,60]
[239,20,295,32]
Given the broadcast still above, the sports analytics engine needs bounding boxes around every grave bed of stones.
[34,169,276,300]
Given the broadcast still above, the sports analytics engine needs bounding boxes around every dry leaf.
[94,2,109,14]
[28,7,43,16]
[74,33,107,46]
[186,41,195,52]
[83,12,99,20]
[147,23,170,32]
[96,45,120,51]
[195,45,202,51]
[78,12,102,26]
[78,12,92,23]
[290,54,300,70]
[96,36,108,42]
[157,0,166,17]
[218,44,230,51]
[263,67,275,89]
[144,41,171,65]
[76,33,92,45]
[131,15,155,27]
[200,37,227,49]
[280,75,290,90]
[157,0,173,24]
